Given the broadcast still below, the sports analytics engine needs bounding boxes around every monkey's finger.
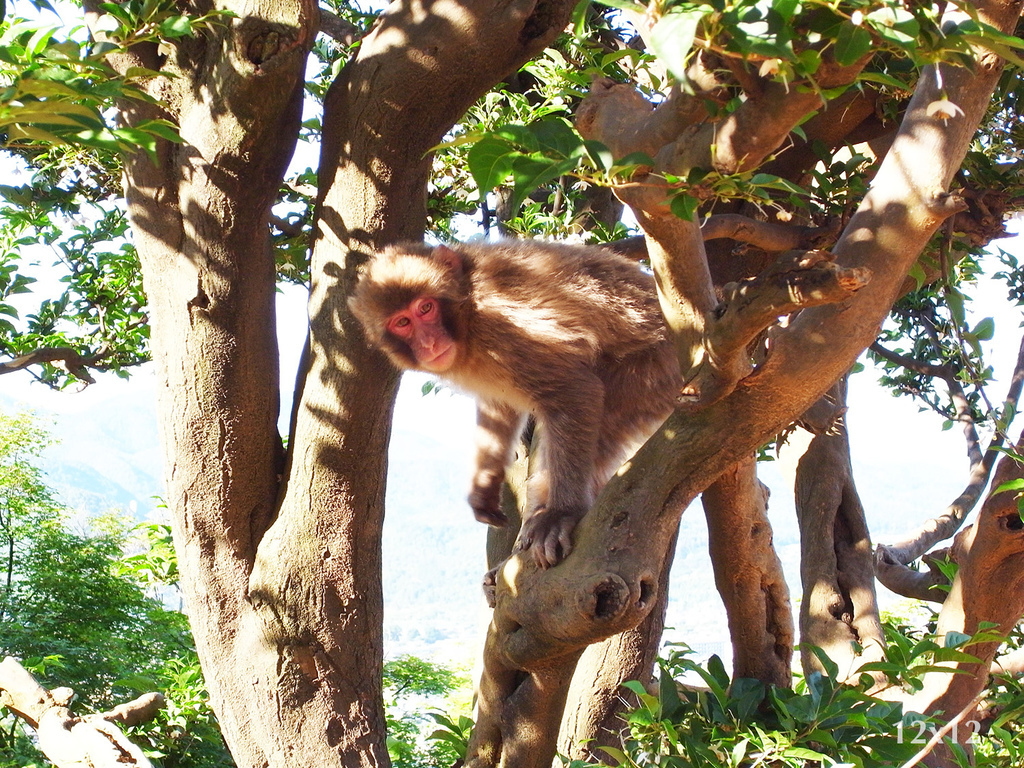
[558,530,574,562]
[540,536,563,569]
[473,507,509,527]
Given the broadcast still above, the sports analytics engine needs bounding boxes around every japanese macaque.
[348,240,681,567]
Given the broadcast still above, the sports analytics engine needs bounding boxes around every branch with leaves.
[875,333,1024,598]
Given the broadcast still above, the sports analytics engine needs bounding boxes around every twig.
[897,689,988,768]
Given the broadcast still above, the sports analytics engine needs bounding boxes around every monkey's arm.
[469,400,526,527]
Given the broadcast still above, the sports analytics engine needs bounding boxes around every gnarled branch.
[683,249,871,406]
[0,656,163,768]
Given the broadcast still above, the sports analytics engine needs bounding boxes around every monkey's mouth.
[418,344,457,372]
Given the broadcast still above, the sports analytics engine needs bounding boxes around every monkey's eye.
[411,297,436,318]
[387,314,413,337]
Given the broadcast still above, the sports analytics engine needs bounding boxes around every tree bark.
[794,378,886,680]
[703,456,793,687]
[558,527,679,763]
[109,0,578,763]
[106,3,316,764]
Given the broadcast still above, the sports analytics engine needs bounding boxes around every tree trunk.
[108,3,316,764]
[794,378,886,680]
[703,456,793,687]
[112,0,579,764]
[907,446,1024,766]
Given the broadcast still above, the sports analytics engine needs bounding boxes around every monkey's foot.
[516,506,584,568]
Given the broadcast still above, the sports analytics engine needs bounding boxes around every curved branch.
[0,347,102,384]
[685,249,871,405]
[607,215,841,262]
[875,332,1024,574]
[874,545,953,603]
[701,214,842,251]
[869,341,952,379]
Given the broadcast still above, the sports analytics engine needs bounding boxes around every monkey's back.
[449,240,681,436]
[456,240,667,359]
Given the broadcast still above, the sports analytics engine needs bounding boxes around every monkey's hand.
[516,506,584,568]
[468,472,508,527]
[481,567,498,609]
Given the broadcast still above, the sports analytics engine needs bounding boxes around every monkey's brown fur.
[349,239,681,567]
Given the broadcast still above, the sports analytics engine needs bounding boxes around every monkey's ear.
[431,244,464,276]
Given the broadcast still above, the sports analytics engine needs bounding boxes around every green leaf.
[159,16,194,38]
[972,316,995,340]
[494,124,539,152]
[945,287,966,326]
[467,137,516,197]
[773,0,800,22]
[590,0,644,11]
[995,478,1024,495]
[582,140,614,172]
[943,631,971,649]
[670,191,699,221]
[528,117,582,157]
[649,9,707,82]
[509,155,577,211]
[834,21,873,66]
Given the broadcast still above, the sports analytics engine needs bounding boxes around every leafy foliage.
[455,0,1024,230]
[0,0,231,157]
[572,630,1024,768]
[0,178,149,387]
[575,644,919,768]
[384,654,472,768]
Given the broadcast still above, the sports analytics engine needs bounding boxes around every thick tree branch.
[0,657,162,768]
[607,215,841,264]
[661,52,875,177]
[579,43,876,411]
[575,77,710,160]
[701,214,842,251]
[874,546,955,603]
[685,249,871,406]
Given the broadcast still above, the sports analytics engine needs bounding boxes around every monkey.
[348,239,681,568]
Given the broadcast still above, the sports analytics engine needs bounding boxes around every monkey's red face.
[386,296,457,372]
